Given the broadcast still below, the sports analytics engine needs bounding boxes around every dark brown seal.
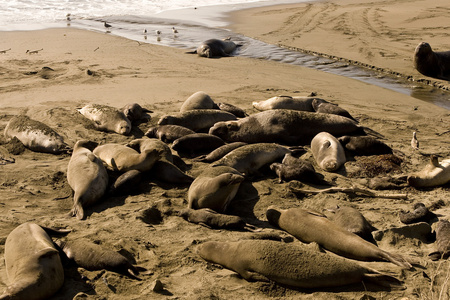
[179,208,256,231]
[428,220,450,260]
[270,153,320,183]
[312,99,357,122]
[145,125,195,143]
[413,42,450,80]
[56,239,143,280]
[217,102,247,118]
[194,142,247,163]
[399,202,437,225]
[121,103,152,124]
[197,239,403,289]
[171,133,225,156]
[108,170,143,195]
[338,135,393,156]
[266,206,412,268]
[194,38,239,58]
[158,109,237,132]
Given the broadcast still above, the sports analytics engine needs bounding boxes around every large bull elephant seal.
[209,109,373,145]
[413,42,450,80]
[1,223,65,300]
[67,140,109,220]
[194,38,239,58]
[78,103,131,135]
[311,132,346,172]
[266,206,412,268]
[407,156,450,188]
[197,239,403,289]
[188,165,244,213]
[4,115,70,154]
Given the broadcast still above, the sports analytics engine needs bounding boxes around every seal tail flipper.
[381,251,413,269]
[71,201,85,220]
[41,226,71,236]
[363,272,405,290]
[361,126,385,139]
[243,224,262,232]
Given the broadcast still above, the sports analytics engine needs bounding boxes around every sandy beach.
[0,0,449,299]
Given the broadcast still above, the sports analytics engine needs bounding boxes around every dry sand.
[0,0,449,299]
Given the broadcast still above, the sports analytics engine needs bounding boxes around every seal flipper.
[380,251,412,269]
[363,272,405,290]
[239,269,271,282]
[71,200,85,220]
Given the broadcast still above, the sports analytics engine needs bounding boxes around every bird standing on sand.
[143,28,147,34]
[172,27,178,34]
[104,21,112,29]
[155,30,161,35]
[411,131,419,150]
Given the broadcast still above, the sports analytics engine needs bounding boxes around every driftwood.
[289,185,407,200]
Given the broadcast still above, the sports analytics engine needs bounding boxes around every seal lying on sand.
[93,143,161,172]
[428,220,450,260]
[197,239,403,289]
[311,132,346,172]
[4,115,70,154]
[399,202,437,225]
[172,133,225,156]
[78,103,131,135]
[326,205,377,245]
[413,42,450,80]
[209,109,377,145]
[252,95,316,112]
[194,142,247,163]
[56,239,144,280]
[407,156,450,188]
[67,140,108,220]
[217,102,247,118]
[338,135,393,156]
[180,91,218,112]
[188,165,244,213]
[158,109,237,132]
[1,223,66,300]
[121,103,152,124]
[213,143,304,176]
[179,208,257,231]
[145,125,195,143]
[270,153,320,183]
[312,99,357,122]
[266,206,412,268]
[192,38,239,58]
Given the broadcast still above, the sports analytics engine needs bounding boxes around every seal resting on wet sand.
[266,206,412,268]
[407,156,450,188]
[4,115,70,154]
[1,223,66,300]
[428,219,450,260]
[197,239,404,289]
[209,109,377,145]
[192,38,239,58]
[413,42,450,80]
[188,165,245,213]
[67,140,109,220]
[78,103,131,135]
[158,109,237,132]
[311,132,346,172]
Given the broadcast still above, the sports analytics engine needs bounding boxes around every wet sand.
[0,0,449,299]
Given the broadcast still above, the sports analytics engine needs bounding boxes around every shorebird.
[411,131,419,150]
[26,48,43,54]
[66,13,71,22]
[143,28,147,34]
[0,48,11,54]
[155,30,161,35]
[172,27,178,34]
[104,21,112,29]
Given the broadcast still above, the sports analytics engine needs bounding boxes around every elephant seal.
[121,103,152,124]
[338,135,393,156]
[4,115,70,154]
[194,38,239,58]
[428,220,450,260]
[213,143,303,176]
[209,109,374,145]
[312,99,357,122]
[188,165,244,213]
[179,208,257,231]
[56,239,143,280]
[326,205,378,245]
[180,91,218,112]
[126,137,173,162]
[78,103,131,135]
[67,140,109,220]
[197,239,403,289]
[270,153,321,183]
[399,202,437,225]
[108,170,143,195]
[311,132,346,172]
[145,125,195,143]
[1,223,65,300]
[172,133,225,156]
[93,143,161,172]
[194,142,247,163]
[266,206,412,268]
[407,156,450,188]
[413,42,450,80]
[252,95,316,112]
[158,109,237,132]
[217,102,247,118]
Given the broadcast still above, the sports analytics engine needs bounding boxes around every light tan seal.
[188,165,244,213]
[197,239,403,290]
[413,42,450,80]
[311,132,346,172]
[4,115,70,154]
[266,206,412,268]
[93,143,161,172]
[1,223,65,300]
[407,156,450,188]
[158,109,237,132]
[67,140,109,220]
[428,219,450,261]
[180,91,217,112]
[78,103,132,135]
[252,95,317,112]
[145,125,195,143]
[120,102,152,124]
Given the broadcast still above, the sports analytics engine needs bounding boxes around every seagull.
[172,27,178,34]
[104,21,112,29]
[143,28,147,34]
[155,30,161,35]
[411,131,419,150]
[66,13,71,22]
